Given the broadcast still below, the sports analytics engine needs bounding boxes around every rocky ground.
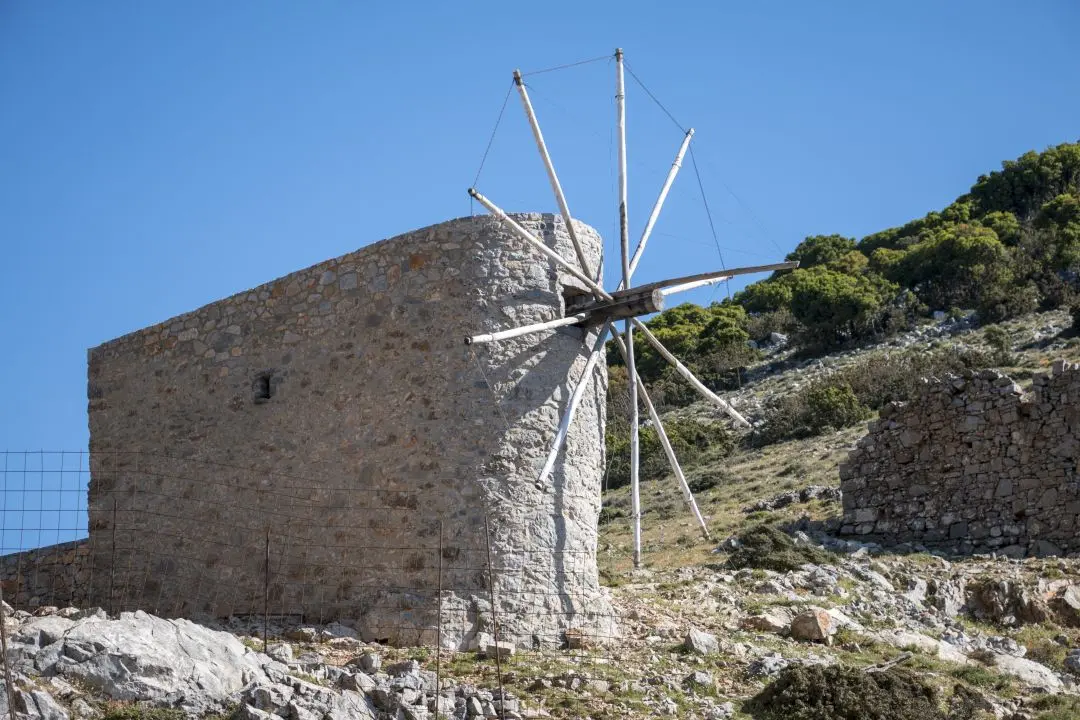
[6,311,1080,719]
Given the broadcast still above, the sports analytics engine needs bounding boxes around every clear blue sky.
[1,0,1078,462]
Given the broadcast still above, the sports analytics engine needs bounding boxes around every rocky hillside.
[6,312,1080,720]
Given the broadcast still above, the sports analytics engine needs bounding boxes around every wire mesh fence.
[1,451,625,661]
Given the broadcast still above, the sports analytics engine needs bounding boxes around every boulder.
[1052,585,1080,627]
[991,653,1063,692]
[967,579,1050,626]
[37,610,271,716]
[740,610,790,634]
[683,627,720,655]
[789,609,832,644]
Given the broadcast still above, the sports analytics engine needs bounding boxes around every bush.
[742,664,947,720]
[755,381,870,445]
[1071,304,1080,333]
[605,418,732,490]
[100,706,188,720]
[727,525,835,572]
[982,325,1014,365]
[753,347,992,447]
[1027,694,1080,720]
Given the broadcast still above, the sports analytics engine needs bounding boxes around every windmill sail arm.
[630,318,750,427]
[625,261,799,298]
[610,332,711,539]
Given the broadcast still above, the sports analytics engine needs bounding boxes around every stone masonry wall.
[81,213,615,648]
[0,540,90,608]
[840,362,1080,556]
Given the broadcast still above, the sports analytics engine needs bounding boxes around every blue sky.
[1,0,1078,468]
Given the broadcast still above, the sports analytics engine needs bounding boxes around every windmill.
[465,49,796,567]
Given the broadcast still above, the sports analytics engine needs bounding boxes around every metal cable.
[623,61,686,133]
[521,53,612,77]
[471,81,515,215]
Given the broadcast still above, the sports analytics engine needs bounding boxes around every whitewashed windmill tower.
[466,48,795,567]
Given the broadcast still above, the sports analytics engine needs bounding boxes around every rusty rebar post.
[435,521,444,718]
[0,578,18,720]
[263,527,270,654]
[483,515,506,720]
[108,497,117,615]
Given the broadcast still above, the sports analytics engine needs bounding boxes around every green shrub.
[1071,304,1080,333]
[756,381,870,445]
[605,418,732,490]
[742,664,947,720]
[982,325,1014,365]
[100,706,188,720]
[687,468,731,494]
[753,347,992,447]
[1028,694,1080,720]
[726,525,836,572]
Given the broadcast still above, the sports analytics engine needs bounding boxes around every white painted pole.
[537,323,612,485]
[626,128,694,283]
[610,334,711,539]
[631,318,751,427]
[513,70,594,279]
[468,188,613,301]
[660,275,731,297]
[615,48,642,569]
[465,312,590,345]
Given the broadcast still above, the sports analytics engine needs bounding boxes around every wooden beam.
[565,287,664,320]
[622,261,799,298]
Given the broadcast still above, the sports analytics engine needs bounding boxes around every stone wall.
[81,213,615,648]
[0,540,90,608]
[840,362,1080,556]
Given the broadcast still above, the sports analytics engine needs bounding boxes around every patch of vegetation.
[100,705,187,720]
[1028,694,1080,720]
[982,325,1014,365]
[755,381,871,445]
[727,524,836,572]
[605,417,733,490]
[742,664,948,720]
[753,346,992,446]
[607,143,1080,371]
[948,664,1015,695]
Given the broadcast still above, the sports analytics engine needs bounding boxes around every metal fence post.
[483,515,506,720]
[0,578,18,720]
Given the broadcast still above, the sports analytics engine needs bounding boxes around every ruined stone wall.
[840,362,1080,556]
[82,213,615,648]
[0,540,90,608]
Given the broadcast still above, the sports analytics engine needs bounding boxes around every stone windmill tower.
[83,49,791,649]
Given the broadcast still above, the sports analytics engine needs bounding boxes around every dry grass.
[598,425,862,577]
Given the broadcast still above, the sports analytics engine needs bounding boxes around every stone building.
[840,362,1080,556]
[7,213,617,648]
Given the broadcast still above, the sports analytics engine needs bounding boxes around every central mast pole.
[615,47,641,569]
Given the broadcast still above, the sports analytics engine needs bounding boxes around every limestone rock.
[789,609,832,644]
[33,610,270,716]
[968,580,1051,626]
[1052,585,1080,627]
[991,653,1064,692]
[739,610,790,634]
[683,627,719,655]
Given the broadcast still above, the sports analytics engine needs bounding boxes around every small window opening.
[253,373,274,403]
